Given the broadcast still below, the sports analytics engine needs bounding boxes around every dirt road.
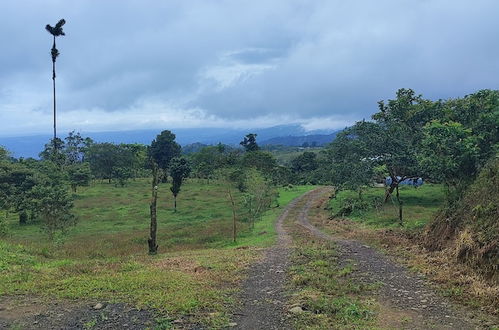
[232,188,326,329]
[234,187,487,329]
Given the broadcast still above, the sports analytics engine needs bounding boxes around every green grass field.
[0,179,315,326]
[329,184,445,230]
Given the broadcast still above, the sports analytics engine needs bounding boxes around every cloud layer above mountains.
[1,0,498,136]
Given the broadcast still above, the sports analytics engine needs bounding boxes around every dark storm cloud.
[0,0,498,135]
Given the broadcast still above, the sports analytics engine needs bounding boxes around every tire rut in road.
[232,188,326,330]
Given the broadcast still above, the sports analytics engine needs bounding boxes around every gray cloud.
[0,0,498,136]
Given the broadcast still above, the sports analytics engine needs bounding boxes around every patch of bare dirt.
[0,296,156,329]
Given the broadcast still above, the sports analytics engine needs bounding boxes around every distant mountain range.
[0,125,341,158]
[260,132,337,147]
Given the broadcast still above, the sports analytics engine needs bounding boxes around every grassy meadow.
[329,184,445,230]
[0,179,315,327]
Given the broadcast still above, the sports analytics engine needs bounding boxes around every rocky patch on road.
[0,296,156,329]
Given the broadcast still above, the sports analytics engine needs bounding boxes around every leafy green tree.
[417,90,498,204]
[269,165,293,186]
[86,143,118,182]
[419,121,479,202]
[242,168,277,228]
[86,143,136,183]
[149,130,181,177]
[122,143,148,178]
[324,123,376,198]
[112,166,134,187]
[169,157,191,211]
[45,19,66,148]
[40,132,93,168]
[190,145,225,181]
[290,151,320,184]
[331,90,430,224]
[240,133,259,152]
[0,146,9,161]
[445,89,499,165]
[146,131,181,254]
[64,131,93,164]
[241,150,277,175]
[291,151,318,173]
[0,162,38,224]
[323,89,429,224]
[67,163,92,192]
[39,137,66,166]
[32,178,76,241]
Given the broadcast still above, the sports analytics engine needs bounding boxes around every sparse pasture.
[0,179,315,326]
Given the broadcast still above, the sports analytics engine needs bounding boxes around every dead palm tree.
[45,19,66,151]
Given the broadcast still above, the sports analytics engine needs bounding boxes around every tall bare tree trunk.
[148,164,159,254]
[52,37,57,153]
[228,187,237,243]
[396,186,403,226]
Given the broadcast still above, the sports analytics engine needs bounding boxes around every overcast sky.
[1,0,498,137]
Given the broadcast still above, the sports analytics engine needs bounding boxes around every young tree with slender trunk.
[148,162,161,255]
[45,19,66,153]
[169,157,191,212]
[146,131,181,254]
[216,168,240,243]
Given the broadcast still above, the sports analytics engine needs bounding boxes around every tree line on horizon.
[0,88,497,258]
[0,129,281,249]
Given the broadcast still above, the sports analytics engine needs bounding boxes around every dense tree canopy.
[240,133,259,152]
[323,88,498,205]
[149,130,181,171]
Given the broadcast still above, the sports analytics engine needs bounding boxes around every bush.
[334,197,371,217]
